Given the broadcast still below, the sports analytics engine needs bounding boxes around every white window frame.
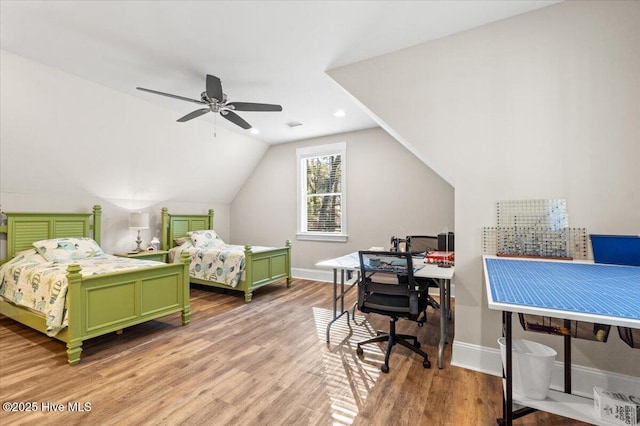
[296,142,347,242]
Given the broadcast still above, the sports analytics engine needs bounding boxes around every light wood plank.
[0,279,589,425]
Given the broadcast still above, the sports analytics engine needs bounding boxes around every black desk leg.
[340,269,345,319]
[564,319,572,394]
[437,278,448,369]
[326,268,350,343]
[498,311,513,426]
[334,268,338,315]
[505,310,514,426]
[326,268,338,343]
[498,311,537,426]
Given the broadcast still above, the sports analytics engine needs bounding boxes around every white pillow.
[174,236,191,246]
[188,230,225,249]
[33,237,105,263]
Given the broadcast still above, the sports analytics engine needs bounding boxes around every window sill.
[296,233,348,243]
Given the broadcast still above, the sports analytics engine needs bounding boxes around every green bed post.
[179,251,191,325]
[244,244,253,303]
[208,209,215,229]
[285,240,292,288]
[161,207,169,250]
[92,205,102,246]
[66,263,83,365]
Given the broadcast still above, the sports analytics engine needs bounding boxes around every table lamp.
[129,212,149,252]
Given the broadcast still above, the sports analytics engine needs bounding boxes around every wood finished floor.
[0,279,589,426]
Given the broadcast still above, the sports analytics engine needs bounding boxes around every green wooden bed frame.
[160,207,292,302]
[0,205,191,365]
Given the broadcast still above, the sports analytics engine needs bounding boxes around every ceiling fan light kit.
[136,74,282,130]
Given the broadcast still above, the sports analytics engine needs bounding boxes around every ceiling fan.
[136,74,282,129]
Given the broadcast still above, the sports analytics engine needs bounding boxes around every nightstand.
[114,250,169,263]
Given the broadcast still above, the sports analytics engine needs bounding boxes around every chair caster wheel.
[423,360,431,369]
[356,347,363,355]
[381,364,389,373]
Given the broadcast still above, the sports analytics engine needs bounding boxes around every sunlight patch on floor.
[313,307,384,425]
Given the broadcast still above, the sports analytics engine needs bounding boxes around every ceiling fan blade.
[221,110,251,129]
[227,102,283,112]
[177,108,211,122]
[136,87,206,105]
[206,74,224,102]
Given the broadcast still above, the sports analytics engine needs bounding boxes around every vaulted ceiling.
[0,0,560,144]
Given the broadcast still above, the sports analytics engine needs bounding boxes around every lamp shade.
[129,212,149,229]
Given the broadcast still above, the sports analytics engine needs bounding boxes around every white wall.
[230,127,454,271]
[329,0,640,377]
[0,50,269,255]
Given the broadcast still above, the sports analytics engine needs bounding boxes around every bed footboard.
[161,207,292,302]
[242,241,292,302]
[64,252,191,365]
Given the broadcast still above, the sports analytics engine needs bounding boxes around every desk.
[316,252,454,369]
[483,255,640,426]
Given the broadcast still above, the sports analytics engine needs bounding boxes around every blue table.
[483,255,640,425]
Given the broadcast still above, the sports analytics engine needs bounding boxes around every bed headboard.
[160,207,214,250]
[0,205,102,262]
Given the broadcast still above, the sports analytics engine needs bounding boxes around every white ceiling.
[0,0,560,144]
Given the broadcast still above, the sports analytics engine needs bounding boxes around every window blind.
[305,154,342,233]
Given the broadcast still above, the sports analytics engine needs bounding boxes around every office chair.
[355,251,431,373]
[405,235,441,312]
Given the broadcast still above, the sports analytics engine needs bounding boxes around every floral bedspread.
[0,249,165,336]
[170,244,274,288]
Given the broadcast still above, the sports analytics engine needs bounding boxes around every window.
[296,142,347,242]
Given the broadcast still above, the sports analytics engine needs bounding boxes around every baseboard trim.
[292,268,336,283]
[451,340,640,397]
